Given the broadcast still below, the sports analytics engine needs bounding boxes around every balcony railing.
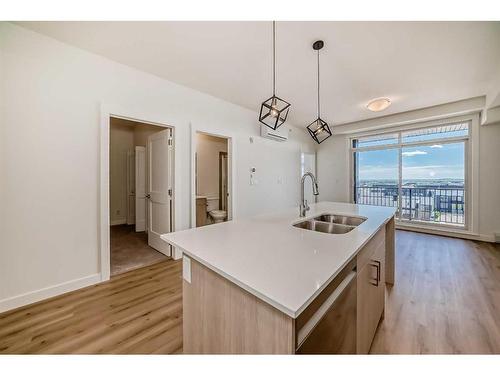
[355,185,465,226]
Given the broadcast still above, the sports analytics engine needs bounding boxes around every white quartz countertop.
[161,201,396,318]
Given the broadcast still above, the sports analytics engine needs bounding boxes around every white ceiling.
[17,21,500,127]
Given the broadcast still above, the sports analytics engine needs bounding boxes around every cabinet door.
[297,275,357,354]
[196,198,207,227]
[356,242,385,354]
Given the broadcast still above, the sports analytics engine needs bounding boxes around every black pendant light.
[259,21,291,130]
[307,40,332,144]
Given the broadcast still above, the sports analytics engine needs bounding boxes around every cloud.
[430,145,443,148]
[358,164,464,180]
[402,150,427,157]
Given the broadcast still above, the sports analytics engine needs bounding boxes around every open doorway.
[194,132,231,227]
[109,117,173,276]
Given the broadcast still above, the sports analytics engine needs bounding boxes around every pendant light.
[259,21,291,130]
[307,40,332,144]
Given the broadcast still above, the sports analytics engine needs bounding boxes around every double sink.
[293,214,366,234]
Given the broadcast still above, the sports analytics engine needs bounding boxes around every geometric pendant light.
[259,21,291,130]
[306,40,332,144]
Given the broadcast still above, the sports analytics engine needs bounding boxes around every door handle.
[370,260,381,286]
[145,194,151,199]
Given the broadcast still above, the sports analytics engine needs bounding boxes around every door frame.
[134,145,147,232]
[219,151,228,210]
[190,126,234,228]
[100,104,176,282]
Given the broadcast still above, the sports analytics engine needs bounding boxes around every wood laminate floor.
[0,230,499,354]
[0,260,182,354]
[371,230,500,354]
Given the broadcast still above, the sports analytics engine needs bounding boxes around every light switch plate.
[183,256,191,283]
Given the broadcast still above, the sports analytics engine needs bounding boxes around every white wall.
[196,133,227,198]
[478,122,500,238]
[0,23,315,311]
[318,114,500,241]
[317,135,350,203]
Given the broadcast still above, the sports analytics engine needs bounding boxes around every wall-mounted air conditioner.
[260,124,289,142]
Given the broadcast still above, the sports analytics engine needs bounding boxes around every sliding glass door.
[401,142,465,225]
[351,122,469,229]
[354,148,399,213]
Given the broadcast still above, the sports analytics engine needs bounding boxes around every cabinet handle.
[370,260,381,286]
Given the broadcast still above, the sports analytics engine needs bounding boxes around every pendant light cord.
[317,49,320,118]
[273,21,276,96]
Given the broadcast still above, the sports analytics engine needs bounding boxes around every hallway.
[111,225,167,276]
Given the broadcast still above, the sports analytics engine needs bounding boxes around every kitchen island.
[161,202,396,354]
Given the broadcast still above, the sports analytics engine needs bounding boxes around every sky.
[357,142,465,181]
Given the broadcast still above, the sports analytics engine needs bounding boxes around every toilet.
[209,210,227,223]
[207,198,227,223]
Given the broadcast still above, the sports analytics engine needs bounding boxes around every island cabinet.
[356,226,386,354]
[296,226,386,354]
[182,219,392,354]
[183,256,296,354]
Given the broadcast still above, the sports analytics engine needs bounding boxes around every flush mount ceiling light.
[259,21,291,130]
[366,97,391,112]
[306,40,332,144]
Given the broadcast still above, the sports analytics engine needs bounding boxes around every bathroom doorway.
[193,131,232,227]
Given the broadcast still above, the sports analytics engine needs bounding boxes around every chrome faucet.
[300,172,319,217]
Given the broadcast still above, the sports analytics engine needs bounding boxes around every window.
[351,121,469,228]
[401,123,468,143]
[353,133,399,148]
[354,148,399,212]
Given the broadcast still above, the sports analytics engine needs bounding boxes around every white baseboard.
[396,223,495,243]
[478,233,496,243]
[110,218,127,226]
[0,273,101,314]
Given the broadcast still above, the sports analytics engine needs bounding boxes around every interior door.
[147,129,172,256]
[126,150,136,225]
[135,146,146,232]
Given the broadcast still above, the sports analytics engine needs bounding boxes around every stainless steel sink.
[313,214,366,227]
[293,220,355,234]
[293,213,366,234]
